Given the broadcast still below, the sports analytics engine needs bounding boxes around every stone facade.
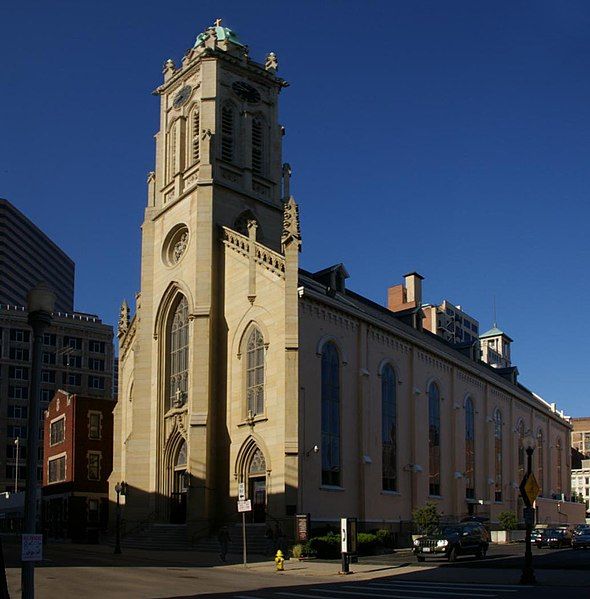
[112,22,574,536]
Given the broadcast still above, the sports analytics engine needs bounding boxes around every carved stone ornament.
[265,52,278,72]
[172,231,189,263]
[281,195,301,250]
[118,300,130,336]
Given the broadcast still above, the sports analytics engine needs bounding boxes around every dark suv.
[413,522,490,562]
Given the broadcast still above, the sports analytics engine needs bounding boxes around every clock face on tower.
[173,85,192,109]
[232,81,261,104]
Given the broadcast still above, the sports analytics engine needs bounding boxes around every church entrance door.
[249,477,266,523]
[169,439,187,524]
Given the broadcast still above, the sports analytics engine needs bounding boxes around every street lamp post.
[114,482,126,554]
[520,446,537,585]
[22,283,55,599]
[15,438,20,493]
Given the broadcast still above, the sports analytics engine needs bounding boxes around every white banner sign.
[237,499,252,513]
[22,534,43,562]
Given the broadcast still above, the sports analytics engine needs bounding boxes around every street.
[3,541,590,598]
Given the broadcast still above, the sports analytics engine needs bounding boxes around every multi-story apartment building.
[42,389,114,540]
[0,199,74,313]
[571,459,590,515]
[571,417,590,458]
[1,305,113,492]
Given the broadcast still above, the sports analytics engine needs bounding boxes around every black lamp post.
[114,482,126,554]
[520,445,536,585]
[22,283,55,599]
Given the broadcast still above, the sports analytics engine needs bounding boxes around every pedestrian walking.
[218,525,231,562]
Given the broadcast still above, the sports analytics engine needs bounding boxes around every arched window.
[381,364,397,491]
[246,327,265,416]
[321,342,340,486]
[428,382,441,496]
[191,109,200,163]
[494,409,503,502]
[168,296,189,409]
[556,437,562,496]
[465,396,475,499]
[252,117,264,175]
[537,429,544,495]
[517,419,525,482]
[176,440,187,468]
[221,104,234,163]
[249,447,266,475]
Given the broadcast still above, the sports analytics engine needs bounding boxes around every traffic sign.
[237,499,252,513]
[238,482,245,501]
[21,534,43,562]
[519,472,540,507]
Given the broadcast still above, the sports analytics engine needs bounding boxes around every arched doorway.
[170,439,187,524]
[247,448,267,523]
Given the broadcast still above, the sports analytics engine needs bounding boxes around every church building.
[111,21,574,539]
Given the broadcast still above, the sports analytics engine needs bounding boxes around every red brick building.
[42,389,113,540]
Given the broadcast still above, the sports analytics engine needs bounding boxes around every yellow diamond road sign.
[522,473,540,506]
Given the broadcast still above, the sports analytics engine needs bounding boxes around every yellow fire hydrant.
[275,549,285,571]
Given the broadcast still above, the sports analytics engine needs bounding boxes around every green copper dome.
[194,20,245,48]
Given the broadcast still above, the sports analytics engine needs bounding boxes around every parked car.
[531,527,545,544]
[535,528,572,549]
[413,522,490,562]
[573,524,590,536]
[572,528,590,549]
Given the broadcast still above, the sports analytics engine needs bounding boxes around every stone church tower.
[112,21,301,532]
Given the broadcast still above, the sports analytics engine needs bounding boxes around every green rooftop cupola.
[194,18,245,49]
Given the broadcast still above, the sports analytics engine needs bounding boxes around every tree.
[412,502,441,535]
[498,510,518,531]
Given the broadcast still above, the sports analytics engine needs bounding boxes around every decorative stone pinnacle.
[281,195,301,251]
[118,299,130,337]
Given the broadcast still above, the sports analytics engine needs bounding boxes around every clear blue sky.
[1,1,589,416]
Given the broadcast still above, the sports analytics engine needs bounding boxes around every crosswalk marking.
[313,587,496,598]
[368,581,516,592]
[370,580,521,590]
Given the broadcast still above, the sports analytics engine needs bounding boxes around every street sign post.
[519,446,537,585]
[238,482,246,501]
[237,498,252,568]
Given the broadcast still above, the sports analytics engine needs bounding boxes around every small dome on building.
[194,19,245,48]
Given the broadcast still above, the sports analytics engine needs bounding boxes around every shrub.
[308,533,340,559]
[291,543,304,559]
[357,533,379,555]
[412,502,441,535]
[375,528,395,548]
[498,511,518,531]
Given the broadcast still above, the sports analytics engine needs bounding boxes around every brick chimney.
[387,272,424,312]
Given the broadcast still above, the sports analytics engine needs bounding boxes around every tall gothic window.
[246,327,265,416]
[381,364,397,491]
[191,109,200,163]
[494,409,503,502]
[252,117,264,175]
[221,104,234,163]
[537,429,544,495]
[428,382,441,496]
[517,419,525,482]
[168,296,188,409]
[465,396,475,499]
[556,437,562,496]
[321,342,340,487]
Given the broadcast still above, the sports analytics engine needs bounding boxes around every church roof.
[194,21,245,48]
[479,326,513,341]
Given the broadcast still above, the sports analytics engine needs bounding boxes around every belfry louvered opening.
[221,105,234,163]
[252,118,264,175]
[191,110,200,163]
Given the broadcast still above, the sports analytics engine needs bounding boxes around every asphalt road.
[358,542,590,570]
